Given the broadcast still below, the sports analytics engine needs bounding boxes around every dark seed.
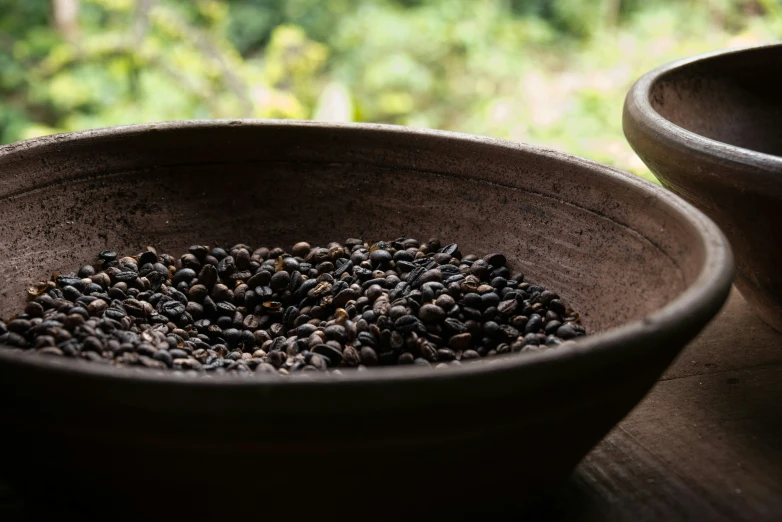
[161,300,186,319]
[525,314,543,334]
[436,348,456,361]
[3,239,584,373]
[312,344,343,367]
[419,304,445,324]
[498,299,517,316]
[24,301,45,318]
[270,271,290,291]
[398,352,415,365]
[99,250,118,262]
[359,346,378,366]
[342,346,360,366]
[439,243,460,257]
[394,315,426,335]
[413,269,442,288]
[556,323,582,340]
[448,333,472,350]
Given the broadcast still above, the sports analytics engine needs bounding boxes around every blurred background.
[1,0,780,182]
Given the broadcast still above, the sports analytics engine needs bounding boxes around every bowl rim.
[624,42,782,177]
[0,120,735,388]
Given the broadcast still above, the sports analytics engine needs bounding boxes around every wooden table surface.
[2,288,781,521]
[523,287,782,522]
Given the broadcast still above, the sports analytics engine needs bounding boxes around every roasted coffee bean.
[359,346,378,366]
[198,264,218,288]
[369,249,392,267]
[216,301,237,317]
[161,300,186,319]
[444,318,468,335]
[497,299,518,316]
[481,292,501,309]
[8,319,31,335]
[525,314,543,334]
[398,352,415,364]
[419,304,445,324]
[556,323,582,340]
[342,346,360,366]
[434,294,455,310]
[545,320,562,335]
[414,269,442,288]
[419,341,438,361]
[24,301,44,318]
[291,242,311,258]
[98,251,118,263]
[332,287,359,308]
[312,344,343,367]
[394,315,426,335]
[87,300,108,317]
[3,240,584,372]
[439,243,460,257]
[217,255,236,277]
[436,348,456,361]
[270,271,290,291]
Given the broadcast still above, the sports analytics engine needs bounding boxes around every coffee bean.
[394,315,426,335]
[419,341,438,361]
[369,249,392,267]
[470,259,491,278]
[556,323,582,340]
[414,269,442,288]
[291,242,311,258]
[482,253,505,267]
[161,300,186,319]
[439,243,460,257]
[524,314,543,334]
[198,264,218,288]
[545,320,562,335]
[98,250,118,263]
[5,239,585,373]
[447,332,471,350]
[87,300,108,317]
[481,292,500,309]
[270,271,290,291]
[497,299,517,316]
[312,344,343,367]
[398,352,415,364]
[340,346,359,366]
[324,325,348,343]
[333,287,361,308]
[436,348,456,361]
[419,304,445,324]
[434,294,455,310]
[359,346,378,366]
[24,301,44,318]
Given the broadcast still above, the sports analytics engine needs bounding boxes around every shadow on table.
[439,472,605,522]
[706,364,782,483]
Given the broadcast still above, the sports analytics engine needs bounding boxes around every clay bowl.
[0,121,732,521]
[624,43,782,331]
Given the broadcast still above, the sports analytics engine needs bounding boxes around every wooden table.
[2,288,780,521]
[524,287,782,522]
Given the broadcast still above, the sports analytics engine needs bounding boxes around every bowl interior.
[0,122,707,339]
[648,45,782,156]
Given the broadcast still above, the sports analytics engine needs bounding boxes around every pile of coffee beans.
[0,239,586,374]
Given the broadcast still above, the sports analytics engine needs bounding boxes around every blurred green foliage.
[0,0,780,182]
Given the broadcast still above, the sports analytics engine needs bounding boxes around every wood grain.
[662,287,782,380]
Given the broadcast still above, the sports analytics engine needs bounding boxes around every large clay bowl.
[0,121,732,521]
[624,43,782,331]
